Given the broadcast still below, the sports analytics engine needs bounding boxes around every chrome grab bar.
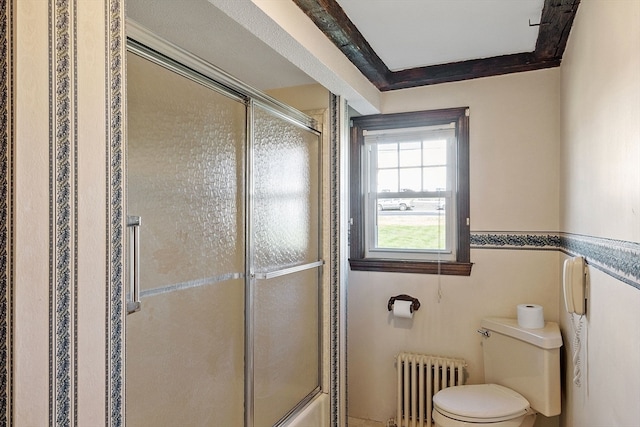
[127,216,142,314]
[253,260,324,280]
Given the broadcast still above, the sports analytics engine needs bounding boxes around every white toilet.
[432,317,563,427]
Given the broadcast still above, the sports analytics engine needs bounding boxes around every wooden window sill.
[349,258,473,276]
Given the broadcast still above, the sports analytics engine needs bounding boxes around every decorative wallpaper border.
[49,0,78,424]
[1,0,13,422]
[471,232,561,250]
[329,93,339,427]
[471,231,640,289]
[561,233,640,290]
[106,0,126,424]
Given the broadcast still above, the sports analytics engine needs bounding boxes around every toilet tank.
[480,317,563,417]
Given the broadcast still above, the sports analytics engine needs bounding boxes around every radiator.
[396,353,467,427]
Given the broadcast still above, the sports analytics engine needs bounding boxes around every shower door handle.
[127,215,142,314]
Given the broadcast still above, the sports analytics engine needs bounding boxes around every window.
[349,108,472,275]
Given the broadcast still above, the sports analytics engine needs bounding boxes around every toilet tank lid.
[481,317,563,349]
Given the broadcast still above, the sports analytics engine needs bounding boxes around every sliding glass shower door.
[250,105,321,426]
[126,51,247,426]
[126,44,322,427]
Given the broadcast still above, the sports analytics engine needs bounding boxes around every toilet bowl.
[432,384,536,427]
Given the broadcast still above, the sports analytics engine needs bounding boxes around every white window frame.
[363,125,457,261]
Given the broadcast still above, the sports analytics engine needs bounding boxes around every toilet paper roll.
[393,300,414,319]
[517,304,545,329]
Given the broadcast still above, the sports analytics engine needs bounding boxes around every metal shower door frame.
[126,24,325,427]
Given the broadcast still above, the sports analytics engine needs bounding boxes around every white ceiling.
[336,0,544,71]
[126,0,546,101]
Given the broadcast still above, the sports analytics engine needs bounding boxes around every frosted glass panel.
[252,105,322,425]
[126,279,245,426]
[254,269,320,426]
[126,52,245,426]
[253,106,320,272]
[127,51,324,427]
[127,52,246,292]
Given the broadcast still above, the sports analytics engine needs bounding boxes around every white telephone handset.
[563,256,587,387]
[563,256,586,315]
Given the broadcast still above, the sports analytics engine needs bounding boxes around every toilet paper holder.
[387,294,421,313]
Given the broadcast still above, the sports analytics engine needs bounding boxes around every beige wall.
[560,0,640,242]
[560,1,640,426]
[266,83,330,111]
[14,1,51,422]
[347,69,563,424]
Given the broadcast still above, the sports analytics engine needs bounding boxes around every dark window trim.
[349,107,472,276]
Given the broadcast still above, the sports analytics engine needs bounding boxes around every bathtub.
[281,393,330,427]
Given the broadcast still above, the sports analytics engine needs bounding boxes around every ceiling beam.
[384,53,561,91]
[535,0,581,59]
[292,0,390,87]
[293,0,580,91]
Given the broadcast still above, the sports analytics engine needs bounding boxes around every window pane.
[399,168,422,192]
[377,169,398,192]
[423,166,447,191]
[377,143,398,168]
[375,198,447,251]
[423,139,447,166]
[399,141,421,167]
[375,196,414,212]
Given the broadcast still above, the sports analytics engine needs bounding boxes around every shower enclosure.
[125,40,324,426]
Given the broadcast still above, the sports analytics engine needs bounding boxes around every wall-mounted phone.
[563,255,587,387]
[563,256,587,315]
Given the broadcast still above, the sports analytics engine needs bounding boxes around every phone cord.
[572,314,583,387]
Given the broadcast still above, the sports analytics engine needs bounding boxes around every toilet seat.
[433,384,530,423]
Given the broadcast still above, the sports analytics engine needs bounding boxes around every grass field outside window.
[376,212,446,250]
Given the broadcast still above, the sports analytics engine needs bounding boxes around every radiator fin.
[396,353,467,427]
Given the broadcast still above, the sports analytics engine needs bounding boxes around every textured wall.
[559,1,640,426]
